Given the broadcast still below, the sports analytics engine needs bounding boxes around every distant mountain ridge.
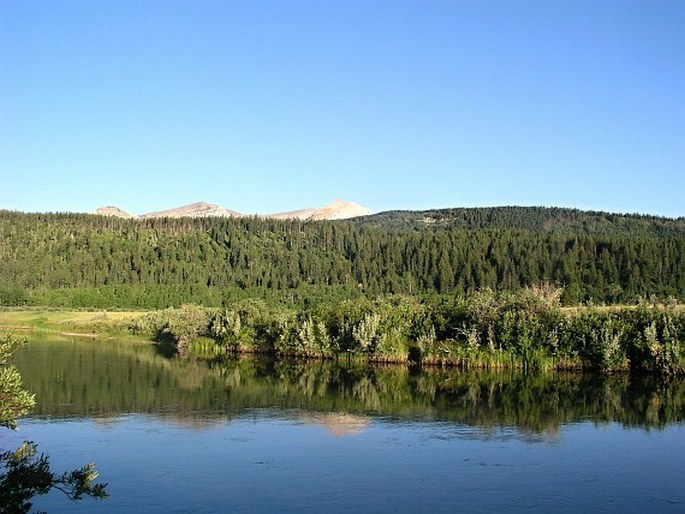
[96,200,372,221]
[141,202,242,219]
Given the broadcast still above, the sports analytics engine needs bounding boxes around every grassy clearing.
[0,309,148,337]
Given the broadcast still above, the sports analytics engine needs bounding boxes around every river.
[7,335,685,512]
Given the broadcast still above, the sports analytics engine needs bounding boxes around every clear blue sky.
[1,0,683,217]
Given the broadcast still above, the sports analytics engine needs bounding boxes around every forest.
[0,207,683,309]
[359,206,685,236]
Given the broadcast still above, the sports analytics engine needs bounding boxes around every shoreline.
[3,302,683,375]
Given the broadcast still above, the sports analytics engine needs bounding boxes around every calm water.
[7,336,685,512]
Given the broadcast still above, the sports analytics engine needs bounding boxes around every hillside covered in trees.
[359,206,685,236]
[0,207,683,308]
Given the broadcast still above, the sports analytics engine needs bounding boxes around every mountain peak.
[141,202,243,219]
[308,199,373,220]
[94,199,372,221]
[95,206,135,218]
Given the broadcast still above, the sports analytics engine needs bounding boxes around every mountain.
[266,208,318,220]
[308,199,373,220]
[141,202,242,219]
[267,200,373,221]
[95,199,373,221]
[95,206,135,218]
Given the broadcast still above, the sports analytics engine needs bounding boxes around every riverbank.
[3,289,684,374]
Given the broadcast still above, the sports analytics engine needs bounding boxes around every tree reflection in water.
[13,336,685,434]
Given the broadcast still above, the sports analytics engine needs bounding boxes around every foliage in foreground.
[0,443,108,514]
[0,334,108,513]
[130,287,685,375]
[0,335,35,430]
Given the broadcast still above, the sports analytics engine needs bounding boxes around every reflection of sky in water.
[6,414,684,513]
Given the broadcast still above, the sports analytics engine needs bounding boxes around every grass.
[0,309,148,338]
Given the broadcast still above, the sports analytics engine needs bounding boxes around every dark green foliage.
[0,288,30,308]
[0,442,108,513]
[1,208,683,308]
[358,206,685,236]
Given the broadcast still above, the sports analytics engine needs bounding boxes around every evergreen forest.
[0,207,683,309]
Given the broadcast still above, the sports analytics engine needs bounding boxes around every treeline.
[359,206,685,236]
[1,209,684,307]
[129,288,685,375]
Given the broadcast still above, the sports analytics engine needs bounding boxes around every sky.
[1,0,683,217]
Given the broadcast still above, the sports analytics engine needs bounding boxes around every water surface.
[7,336,685,512]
